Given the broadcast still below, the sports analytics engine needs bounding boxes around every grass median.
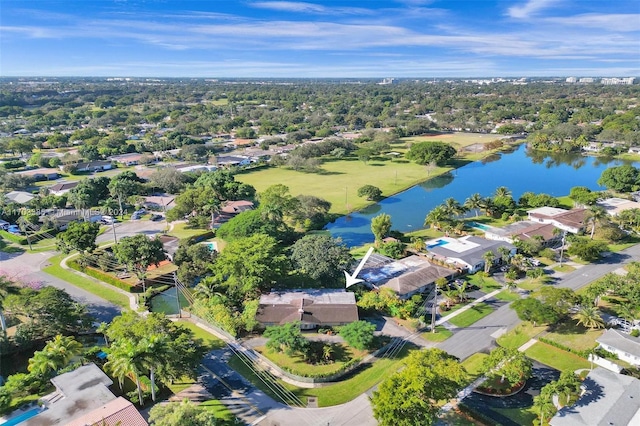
[42,254,131,309]
[447,303,494,328]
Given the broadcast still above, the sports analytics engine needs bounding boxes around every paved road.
[96,218,167,244]
[0,249,122,322]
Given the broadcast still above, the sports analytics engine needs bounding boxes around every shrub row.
[67,260,141,293]
[0,229,59,245]
[275,356,361,379]
[538,337,592,359]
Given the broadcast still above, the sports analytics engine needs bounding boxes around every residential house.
[23,363,148,426]
[214,155,252,168]
[4,190,35,205]
[360,254,455,299]
[14,167,60,181]
[550,367,640,426]
[424,236,516,273]
[596,329,640,367]
[211,200,254,228]
[74,160,113,172]
[597,197,640,217]
[527,207,587,234]
[255,289,359,329]
[483,220,561,246]
[48,181,78,196]
[109,153,149,166]
[629,146,640,155]
[175,164,218,173]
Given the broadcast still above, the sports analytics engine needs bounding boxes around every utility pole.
[111,221,117,244]
[173,272,181,318]
[431,282,438,333]
[19,219,33,251]
[558,231,567,266]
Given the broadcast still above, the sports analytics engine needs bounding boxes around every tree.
[113,234,166,292]
[572,305,605,329]
[598,165,640,192]
[483,251,495,274]
[586,205,608,239]
[424,205,449,230]
[371,349,467,426]
[511,298,560,326]
[4,286,92,343]
[198,234,287,303]
[533,386,557,425]
[149,398,221,426]
[339,320,376,350]
[257,184,300,221]
[216,209,294,243]
[482,347,532,385]
[105,312,206,387]
[464,193,483,217]
[539,286,579,317]
[149,167,187,194]
[441,197,467,217]
[173,242,217,285]
[569,186,600,206]
[108,175,141,216]
[405,141,457,166]
[105,338,146,405]
[56,221,100,254]
[494,186,512,198]
[28,334,83,376]
[371,213,392,243]
[0,276,19,332]
[357,185,383,201]
[567,237,608,261]
[290,235,353,285]
[264,322,309,357]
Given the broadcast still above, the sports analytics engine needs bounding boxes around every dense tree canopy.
[290,235,353,285]
[406,141,457,166]
[598,165,640,192]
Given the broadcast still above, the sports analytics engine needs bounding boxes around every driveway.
[96,218,167,244]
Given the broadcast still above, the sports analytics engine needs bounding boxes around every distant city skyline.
[1,0,639,78]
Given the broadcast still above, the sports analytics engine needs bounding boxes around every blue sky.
[1,0,639,78]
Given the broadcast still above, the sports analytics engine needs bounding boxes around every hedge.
[0,229,59,245]
[67,259,141,293]
[538,336,591,358]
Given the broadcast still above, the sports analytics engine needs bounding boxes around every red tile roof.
[66,397,148,426]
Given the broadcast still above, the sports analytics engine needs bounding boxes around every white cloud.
[546,13,640,32]
[507,0,557,19]
[249,1,372,15]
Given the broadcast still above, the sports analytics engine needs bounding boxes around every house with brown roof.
[483,220,562,246]
[255,289,359,330]
[14,167,60,181]
[527,207,587,234]
[48,180,78,195]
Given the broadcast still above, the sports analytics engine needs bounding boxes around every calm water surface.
[326,144,637,247]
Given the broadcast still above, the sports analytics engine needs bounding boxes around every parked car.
[7,225,22,235]
[0,220,9,231]
[150,214,163,222]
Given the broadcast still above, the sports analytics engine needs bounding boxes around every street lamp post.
[558,231,567,266]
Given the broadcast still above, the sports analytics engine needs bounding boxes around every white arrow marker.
[344,246,375,288]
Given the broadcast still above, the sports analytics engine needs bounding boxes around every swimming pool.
[2,406,43,426]
[427,239,449,249]
[469,221,491,231]
[202,241,218,251]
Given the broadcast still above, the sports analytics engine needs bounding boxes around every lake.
[326,144,637,247]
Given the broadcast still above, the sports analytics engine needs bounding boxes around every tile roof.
[66,397,148,426]
[380,264,454,296]
[256,290,358,326]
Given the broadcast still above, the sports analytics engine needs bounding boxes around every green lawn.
[543,321,604,352]
[448,303,494,328]
[228,344,414,407]
[200,400,238,425]
[497,322,547,350]
[518,280,545,291]
[461,352,488,379]
[235,156,451,215]
[466,273,502,294]
[255,344,365,377]
[166,222,210,240]
[421,326,453,342]
[553,264,576,273]
[524,342,591,371]
[492,407,537,426]
[608,235,640,252]
[175,320,226,350]
[42,254,131,308]
[494,290,521,302]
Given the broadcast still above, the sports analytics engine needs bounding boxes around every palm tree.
[587,205,608,239]
[322,344,334,362]
[97,322,110,346]
[442,197,467,218]
[483,251,495,274]
[533,389,557,425]
[497,246,512,265]
[480,197,496,217]
[617,303,637,322]
[424,206,449,230]
[572,305,605,329]
[441,288,458,309]
[455,280,468,303]
[28,335,83,375]
[495,186,512,198]
[140,334,170,402]
[106,339,146,405]
[464,193,483,217]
